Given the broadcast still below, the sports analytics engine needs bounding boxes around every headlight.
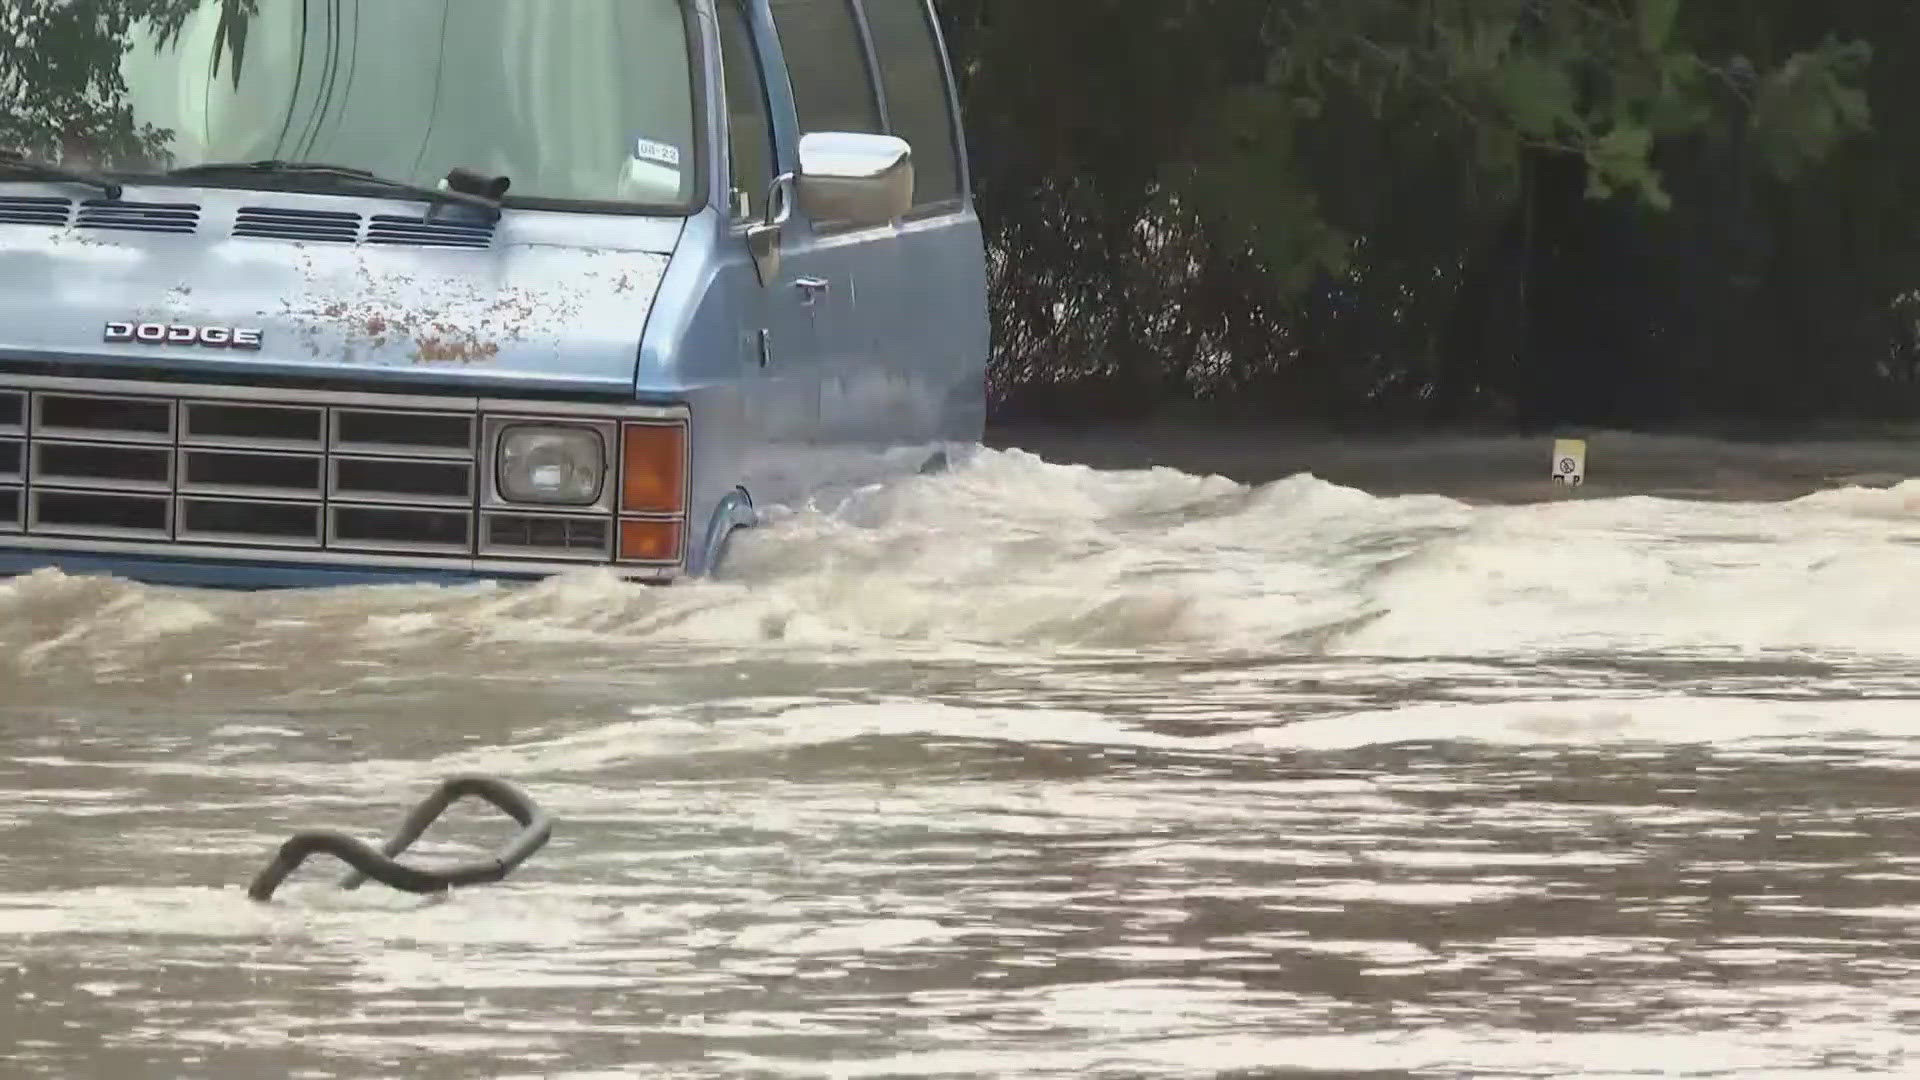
[497,424,605,506]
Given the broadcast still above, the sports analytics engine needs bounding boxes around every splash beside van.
[0,0,987,588]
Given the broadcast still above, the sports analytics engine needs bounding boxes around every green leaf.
[1638,0,1680,53]
[1498,52,1579,139]
[1749,38,1875,178]
[1585,121,1662,205]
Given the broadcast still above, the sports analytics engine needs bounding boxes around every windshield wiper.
[0,152,124,199]
[166,160,505,220]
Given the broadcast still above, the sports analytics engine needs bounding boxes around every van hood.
[0,185,684,393]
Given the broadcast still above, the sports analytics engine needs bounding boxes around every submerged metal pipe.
[247,774,554,902]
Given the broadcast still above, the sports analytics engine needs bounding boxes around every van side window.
[717,1,776,223]
[859,0,963,207]
[768,0,883,136]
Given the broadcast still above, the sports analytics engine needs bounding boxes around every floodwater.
[7,440,1920,1078]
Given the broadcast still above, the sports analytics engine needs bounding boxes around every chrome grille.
[330,505,472,554]
[0,377,688,573]
[182,400,324,449]
[179,448,323,497]
[330,408,474,457]
[178,496,320,548]
[0,389,18,532]
[33,441,173,491]
[331,457,474,506]
[20,390,470,549]
[30,489,170,538]
[483,513,612,559]
[36,393,172,442]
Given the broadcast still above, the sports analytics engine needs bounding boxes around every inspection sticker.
[634,138,682,168]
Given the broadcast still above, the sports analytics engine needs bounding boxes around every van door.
[855,0,990,451]
[764,0,900,473]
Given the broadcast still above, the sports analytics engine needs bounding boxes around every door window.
[767,0,882,136]
[860,0,963,207]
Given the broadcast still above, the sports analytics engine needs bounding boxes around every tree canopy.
[1,0,1903,431]
[939,0,1889,430]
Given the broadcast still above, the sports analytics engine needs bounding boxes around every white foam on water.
[9,447,1920,678]
[0,882,661,958]
[59,688,1920,804]
[404,694,1920,774]
[1235,694,1920,752]
[693,457,1920,660]
[728,1023,1920,1078]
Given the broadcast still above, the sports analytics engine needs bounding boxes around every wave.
[7,450,1920,685]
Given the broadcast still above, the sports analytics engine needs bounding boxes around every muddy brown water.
[6,433,1920,1078]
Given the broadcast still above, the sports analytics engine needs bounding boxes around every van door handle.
[794,277,830,304]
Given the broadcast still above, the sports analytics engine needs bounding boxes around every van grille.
[0,381,679,570]
[0,197,73,228]
[19,389,474,550]
[75,200,201,234]
[0,389,20,533]
[0,200,501,249]
[233,206,362,244]
[366,214,495,250]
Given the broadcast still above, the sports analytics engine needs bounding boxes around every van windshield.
[20,0,700,212]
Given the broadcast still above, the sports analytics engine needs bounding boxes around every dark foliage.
[937,0,1894,431]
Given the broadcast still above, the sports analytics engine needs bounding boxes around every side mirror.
[744,132,914,287]
[795,131,914,229]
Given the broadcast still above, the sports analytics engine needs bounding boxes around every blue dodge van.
[0,0,988,588]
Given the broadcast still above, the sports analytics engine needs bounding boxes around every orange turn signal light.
[619,519,682,563]
[621,423,685,515]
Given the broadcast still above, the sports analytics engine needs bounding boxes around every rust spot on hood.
[269,255,662,365]
[282,289,548,364]
[412,325,503,364]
